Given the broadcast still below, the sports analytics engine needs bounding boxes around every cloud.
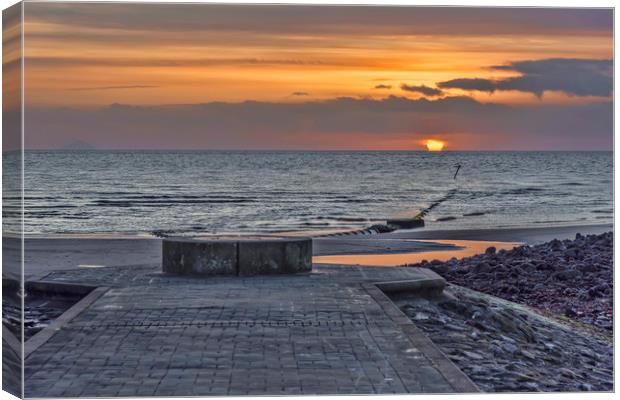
[400,84,443,96]
[291,92,309,96]
[27,56,326,68]
[374,84,392,89]
[438,58,612,97]
[27,3,612,37]
[67,85,159,91]
[437,78,497,92]
[24,95,612,150]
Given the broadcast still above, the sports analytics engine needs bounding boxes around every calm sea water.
[2,151,613,236]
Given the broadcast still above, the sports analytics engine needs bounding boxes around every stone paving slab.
[25,264,478,397]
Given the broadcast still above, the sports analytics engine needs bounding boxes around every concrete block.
[238,238,312,276]
[162,238,237,275]
[162,236,312,276]
[375,278,446,296]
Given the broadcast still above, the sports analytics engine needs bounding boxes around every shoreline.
[8,221,613,241]
[2,222,612,280]
[313,239,521,267]
[408,231,614,333]
[3,224,613,278]
[377,223,613,244]
[312,223,611,256]
[7,222,614,394]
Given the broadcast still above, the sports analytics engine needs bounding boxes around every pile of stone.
[394,286,613,392]
[2,300,66,340]
[408,232,613,331]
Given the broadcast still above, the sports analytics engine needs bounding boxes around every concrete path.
[25,264,477,397]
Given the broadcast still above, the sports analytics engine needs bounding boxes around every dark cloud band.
[24,95,612,150]
[438,58,612,97]
[400,84,443,96]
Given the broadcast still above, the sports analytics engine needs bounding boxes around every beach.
[4,222,613,394]
[3,3,614,395]
[1,222,611,279]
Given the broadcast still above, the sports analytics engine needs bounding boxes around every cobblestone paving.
[25,265,469,397]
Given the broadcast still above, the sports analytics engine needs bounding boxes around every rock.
[485,246,497,255]
[535,262,553,271]
[501,342,518,354]
[405,232,612,335]
[576,263,596,272]
[462,350,484,360]
[500,334,517,344]
[587,286,600,298]
[473,262,492,273]
[564,307,577,317]
[514,372,537,382]
[553,269,579,281]
[596,282,610,292]
[549,239,563,250]
[560,368,577,379]
[520,262,536,271]
[414,312,430,321]
[445,323,467,332]
[565,248,579,258]
[430,263,449,274]
[519,349,536,360]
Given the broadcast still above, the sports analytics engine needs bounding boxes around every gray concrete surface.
[238,237,312,276]
[24,264,477,397]
[162,236,312,276]
[162,238,237,276]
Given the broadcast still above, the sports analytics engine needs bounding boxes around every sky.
[9,3,614,150]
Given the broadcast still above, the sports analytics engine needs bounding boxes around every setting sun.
[425,139,445,152]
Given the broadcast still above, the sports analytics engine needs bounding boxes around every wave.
[559,182,587,187]
[463,212,486,217]
[314,216,370,222]
[436,216,457,222]
[501,187,546,195]
[90,199,256,207]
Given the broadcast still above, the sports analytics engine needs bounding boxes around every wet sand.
[313,239,520,267]
[380,223,612,244]
[2,223,612,280]
[312,224,612,257]
[3,236,161,280]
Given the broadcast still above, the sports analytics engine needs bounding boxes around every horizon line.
[14,148,614,153]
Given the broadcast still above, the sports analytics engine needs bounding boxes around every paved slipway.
[24,264,478,397]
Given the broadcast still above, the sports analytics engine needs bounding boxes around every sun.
[425,139,445,152]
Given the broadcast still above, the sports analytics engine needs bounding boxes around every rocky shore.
[393,285,613,392]
[409,232,613,332]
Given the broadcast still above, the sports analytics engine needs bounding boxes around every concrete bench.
[162,236,312,276]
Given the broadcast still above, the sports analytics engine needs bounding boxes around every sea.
[2,151,613,236]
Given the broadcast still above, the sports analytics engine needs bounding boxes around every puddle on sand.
[313,239,520,267]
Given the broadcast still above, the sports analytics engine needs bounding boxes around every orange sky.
[9,4,614,150]
[23,4,612,107]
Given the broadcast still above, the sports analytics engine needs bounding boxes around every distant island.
[61,139,96,150]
